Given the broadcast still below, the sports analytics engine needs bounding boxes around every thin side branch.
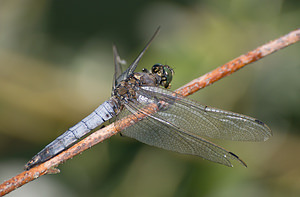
[1,28,299,196]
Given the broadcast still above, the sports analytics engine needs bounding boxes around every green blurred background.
[0,0,300,196]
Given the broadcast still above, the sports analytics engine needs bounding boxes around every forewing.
[117,27,161,84]
[139,86,272,142]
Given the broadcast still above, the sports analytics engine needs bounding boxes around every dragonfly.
[25,28,272,170]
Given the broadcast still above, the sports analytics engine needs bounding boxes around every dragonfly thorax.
[113,64,174,106]
[113,72,158,105]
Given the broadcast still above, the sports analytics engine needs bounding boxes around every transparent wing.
[117,100,247,167]
[113,45,124,90]
[114,27,161,86]
[138,86,272,142]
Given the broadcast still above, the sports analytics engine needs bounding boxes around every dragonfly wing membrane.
[117,101,246,167]
[113,45,124,89]
[139,86,272,142]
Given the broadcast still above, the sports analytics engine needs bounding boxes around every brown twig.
[1,28,299,196]
[176,28,300,97]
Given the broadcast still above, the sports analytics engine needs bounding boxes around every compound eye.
[151,64,162,74]
[151,64,174,88]
[162,66,174,88]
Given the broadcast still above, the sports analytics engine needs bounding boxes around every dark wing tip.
[229,152,248,168]
[255,119,265,126]
[254,119,273,141]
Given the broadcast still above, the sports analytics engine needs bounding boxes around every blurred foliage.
[0,0,300,197]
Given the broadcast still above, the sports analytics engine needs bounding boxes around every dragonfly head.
[151,64,174,89]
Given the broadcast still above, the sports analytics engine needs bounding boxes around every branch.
[176,28,300,96]
[1,28,299,196]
